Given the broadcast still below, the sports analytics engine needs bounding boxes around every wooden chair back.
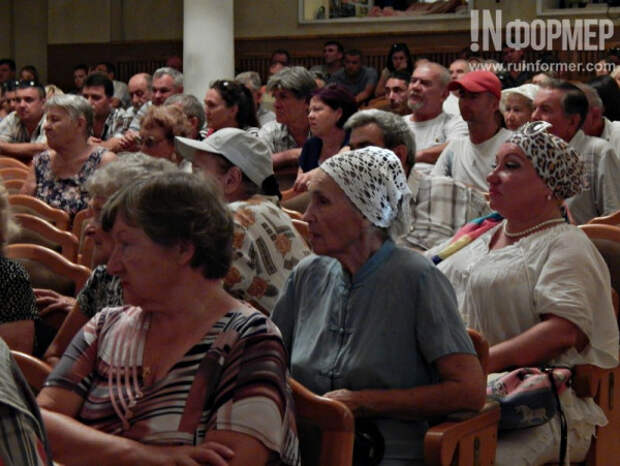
[6,244,91,298]
[424,329,499,466]
[3,178,25,194]
[11,350,52,395]
[289,377,354,466]
[579,224,620,301]
[9,194,70,230]
[0,156,28,170]
[72,208,96,268]
[13,213,79,262]
[0,166,28,181]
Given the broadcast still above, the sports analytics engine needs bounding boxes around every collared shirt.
[400,170,491,250]
[600,116,620,151]
[0,339,53,466]
[128,101,152,132]
[99,107,128,140]
[224,195,312,315]
[258,121,309,153]
[257,106,276,127]
[0,111,46,144]
[566,129,620,224]
[273,240,475,463]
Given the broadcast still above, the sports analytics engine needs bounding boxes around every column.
[183,0,234,102]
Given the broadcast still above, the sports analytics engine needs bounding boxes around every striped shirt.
[45,306,299,465]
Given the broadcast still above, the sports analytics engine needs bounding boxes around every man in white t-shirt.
[404,62,468,173]
[432,70,512,192]
[532,80,620,224]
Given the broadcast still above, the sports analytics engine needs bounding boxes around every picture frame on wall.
[298,0,471,24]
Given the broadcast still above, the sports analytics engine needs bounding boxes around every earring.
[546,193,553,201]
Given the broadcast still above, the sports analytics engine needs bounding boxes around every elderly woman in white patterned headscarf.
[429,121,619,465]
[272,147,485,466]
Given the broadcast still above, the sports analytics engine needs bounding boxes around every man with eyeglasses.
[82,73,127,152]
[0,81,47,160]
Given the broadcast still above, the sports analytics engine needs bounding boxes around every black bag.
[353,419,384,466]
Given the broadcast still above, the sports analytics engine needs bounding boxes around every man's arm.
[416,142,448,164]
[355,83,376,104]
[324,352,485,419]
[0,141,46,160]
[272,148,302,169]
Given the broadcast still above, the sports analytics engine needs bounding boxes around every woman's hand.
[34,288,76,315]
[293,171,313,193]
[133,442,234,466]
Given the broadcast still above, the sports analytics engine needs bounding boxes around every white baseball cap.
[175,128,274,187]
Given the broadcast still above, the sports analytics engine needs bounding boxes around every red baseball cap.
[448,70,501,100]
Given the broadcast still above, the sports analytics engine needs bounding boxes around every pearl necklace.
[503,218,565,238]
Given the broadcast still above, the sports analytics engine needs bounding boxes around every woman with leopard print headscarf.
[428,120,619,465]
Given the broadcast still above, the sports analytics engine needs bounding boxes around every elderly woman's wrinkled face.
[44,107,83,149]
[140,125,175,161]
[487,143,551,219]
[303,169,366,259]
[106,215,182,311]
[502,94,533,131]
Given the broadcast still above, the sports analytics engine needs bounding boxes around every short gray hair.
[44,94,93,138]
[576,82,603,111]
[235,71,262,91]
[85,152,178,200]
[417,62,451,87]
[131,72,152,90]
[165,94,206,132]
[266,66,317,99]
[153,67,183,90]
[344,109,416,168]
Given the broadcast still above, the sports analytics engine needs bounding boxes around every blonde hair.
[141,105,192,141]
[0,182,20,252]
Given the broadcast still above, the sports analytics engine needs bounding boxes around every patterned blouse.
[33,147,106,217]
[0,257,38,325]
[224,195,312,315]
[45,306,300,465]
[76,265,123,319]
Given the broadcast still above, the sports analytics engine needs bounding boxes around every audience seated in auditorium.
[577,81,620,149]
[2,80,17,115]
[532,80,620,224]
[43,153,177,367]
[383,70,411,116]
[259,66,317,169]
[329,49,378,104]
[124,73,152,125]
[19,65,40,84]
[428,121,619,465]
[0,183,37,354]
[176,128,311,315]
[309,40,344,80]
[346,109,489,250]
[138,104,192,168]
[235,71,275,127]
[272,146,485,466]
[165,93,205,140]
[0,337,53,465]
[405,62,468,173]
[432,70,512,191]
[497,45,531,89]
[374,42,413,98]
[293,83,357,192]
[21,94,115,217]
[81,73,127,152]
[500,83,539,131]
[94,62,130,109]
[202,80,259,138]
[589,74,620,122]
[38,171,300,466]
[0,81,47,160]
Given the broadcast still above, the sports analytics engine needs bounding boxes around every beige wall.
[14,0,47,82]
[122,0,182,41]
[0,0,13,59]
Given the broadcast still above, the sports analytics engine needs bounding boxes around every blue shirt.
[272,240,475,464]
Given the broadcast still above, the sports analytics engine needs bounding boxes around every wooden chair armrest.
[424,400,500,466]
[573,364,604,398]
